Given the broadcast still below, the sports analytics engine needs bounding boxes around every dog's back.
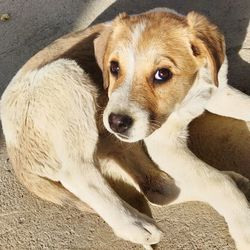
[0,24,104,211]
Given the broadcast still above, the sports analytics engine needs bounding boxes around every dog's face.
[95,10,224,142]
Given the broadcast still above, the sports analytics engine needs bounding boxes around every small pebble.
[18,217,25,224]
[0,13,10,21]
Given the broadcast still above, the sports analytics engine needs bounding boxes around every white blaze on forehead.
[131,21,147,47]
[111,21,146,98]
[125,22,146,87]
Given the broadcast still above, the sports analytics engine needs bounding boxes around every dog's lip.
[113,132,134,142]
[116,133,129,139]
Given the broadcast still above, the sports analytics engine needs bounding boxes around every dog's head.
[95,10,225,142]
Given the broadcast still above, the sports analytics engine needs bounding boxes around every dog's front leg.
[97,130,180,206]
[145,122,250,250]
[59,162,161,247]
[145,82,250,249]
[116,142,180,205]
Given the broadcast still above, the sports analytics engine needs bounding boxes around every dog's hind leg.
[11,164,94,213]
[58,157,161,246]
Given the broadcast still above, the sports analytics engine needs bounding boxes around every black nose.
[108,113,133,134]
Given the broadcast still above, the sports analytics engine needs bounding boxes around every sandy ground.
[0,1,250,249]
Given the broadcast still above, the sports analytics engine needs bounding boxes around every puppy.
[0,23,181,249]
[97,9,250,250]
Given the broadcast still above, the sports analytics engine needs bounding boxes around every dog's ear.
[94,13,129,89]
[187,11,225,86]
[94,23,112,89]
[94,24,112,71]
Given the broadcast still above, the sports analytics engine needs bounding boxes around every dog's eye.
[153,68,172,83]
[110,61,120,76]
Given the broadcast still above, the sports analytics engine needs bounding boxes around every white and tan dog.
[1,7,250,250]
[96,9,250,250]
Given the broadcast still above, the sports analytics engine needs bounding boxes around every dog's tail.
[17,170,94,213]
[207,85,250,122]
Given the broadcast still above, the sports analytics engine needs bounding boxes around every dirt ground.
[0,1,249,249]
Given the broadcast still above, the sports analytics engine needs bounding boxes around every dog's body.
[97,9,250,250]
[1,8,250,250]
[1,24,180,248]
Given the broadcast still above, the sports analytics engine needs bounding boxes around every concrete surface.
[0,0,249,249]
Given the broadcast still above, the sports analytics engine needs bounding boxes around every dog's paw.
[140,171,180,206]
[113,213,162,245]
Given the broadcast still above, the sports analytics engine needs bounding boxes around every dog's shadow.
[91,0,250,94]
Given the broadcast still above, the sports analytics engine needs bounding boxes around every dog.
[96,9,250,250]
[1,8,250,250]
[0,23,183,249]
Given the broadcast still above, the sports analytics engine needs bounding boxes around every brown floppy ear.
[94,23,112,89]
[94,24,112,71]
[187,11,225,86]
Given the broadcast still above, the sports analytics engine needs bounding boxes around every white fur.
[207,57,250,121]
[207,85,250,121]
[99,157,139,190]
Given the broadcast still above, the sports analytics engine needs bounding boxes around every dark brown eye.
[110,61,120,76]
[153,68,172,83]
